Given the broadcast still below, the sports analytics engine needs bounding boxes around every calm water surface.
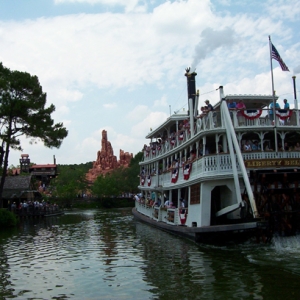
[0,208,300,300]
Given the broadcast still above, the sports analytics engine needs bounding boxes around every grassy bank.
[0,209,18,228]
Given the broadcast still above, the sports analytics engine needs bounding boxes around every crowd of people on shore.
[10,200,60,214]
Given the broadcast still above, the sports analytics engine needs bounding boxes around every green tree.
[125,152,142,193]
[0,63,68,207]
[92,172,119,198]
[50,163,92,199]
[91,152,142,198]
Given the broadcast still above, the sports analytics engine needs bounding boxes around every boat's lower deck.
[132,207,262,243]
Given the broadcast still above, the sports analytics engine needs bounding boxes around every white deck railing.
[135,201,184,225]
[141,151,300,189]
[143,109,300,162]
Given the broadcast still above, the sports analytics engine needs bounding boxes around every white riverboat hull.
[132,207,260,243]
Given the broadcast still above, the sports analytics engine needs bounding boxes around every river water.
[0,208,300,300]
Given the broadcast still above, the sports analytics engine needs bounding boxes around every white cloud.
[126,105,150,122]
[54,0,146,13]
[57,106,70,115]
[1,0,299,165]
[154,95,168,107]
[266,0,300,21]
[294,65,300,75]
[103,103,117,108]
[131,111,168,139]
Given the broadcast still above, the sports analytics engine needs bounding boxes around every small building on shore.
[1,175,42,208]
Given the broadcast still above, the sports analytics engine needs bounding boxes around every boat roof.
[146,110,188,139]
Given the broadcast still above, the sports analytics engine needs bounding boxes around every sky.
[0,0,300,166]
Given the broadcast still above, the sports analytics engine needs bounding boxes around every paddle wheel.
[250,168,300,238]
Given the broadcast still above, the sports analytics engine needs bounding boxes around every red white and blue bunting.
[178,131,184,141]
[183,163,192,180]
[171,169,179,183]
[240,109,262,120]
[276,110,293,120]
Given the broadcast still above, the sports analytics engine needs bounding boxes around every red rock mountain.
[86,130,133,183]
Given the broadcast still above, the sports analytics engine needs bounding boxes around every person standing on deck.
[283,99,290,111]
[205,100,213,112]
[227,99,237,122]
[269,100,280,122]
[283,99,290,124]
[236,99,246,125]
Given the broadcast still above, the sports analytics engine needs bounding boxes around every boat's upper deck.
[142,94,298,163]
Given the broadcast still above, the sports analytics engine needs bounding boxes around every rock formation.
[86,130,133,183]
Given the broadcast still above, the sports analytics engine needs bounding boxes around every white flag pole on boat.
[268,35,278,153]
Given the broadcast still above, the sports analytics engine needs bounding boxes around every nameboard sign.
[245,159,300,168]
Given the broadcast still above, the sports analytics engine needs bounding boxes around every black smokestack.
[185,67,197,113]
[292,76,298,109]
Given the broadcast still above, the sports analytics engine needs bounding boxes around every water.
[1,208,300,300]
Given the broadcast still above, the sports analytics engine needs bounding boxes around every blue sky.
[0,0,300,166]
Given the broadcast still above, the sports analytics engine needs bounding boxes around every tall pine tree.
[0,63,68,207]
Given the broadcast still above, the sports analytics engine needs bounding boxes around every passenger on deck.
[284,142,289,151]
[251,141,261,151]
[180,198,188,213]
[294,142,300,150]
[227,99,237,121]
[205,100,213,112]
[197,106,207,118]
[217,144,224,153]
[264,143,273,151]
[227,99,237,110]
[243,140,252,152]
[187,150,196,162]
[154,198,161,207]
[236,99,246,125]
[283,99,290,112]
[169,131,176,147]
[177,129,185,142]
[198,144,204,156]
[269,100,280,122]
[183,119,190,130]
[168,201,176,208]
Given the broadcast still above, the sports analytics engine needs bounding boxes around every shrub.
[0,209,18,228]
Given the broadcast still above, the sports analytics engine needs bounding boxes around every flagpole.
[269,35,278,153]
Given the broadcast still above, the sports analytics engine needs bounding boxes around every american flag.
[271,43,289,71]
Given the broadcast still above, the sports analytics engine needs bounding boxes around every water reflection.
[0,209,299,299]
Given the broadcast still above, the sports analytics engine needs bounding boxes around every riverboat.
[132,68,300,243]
